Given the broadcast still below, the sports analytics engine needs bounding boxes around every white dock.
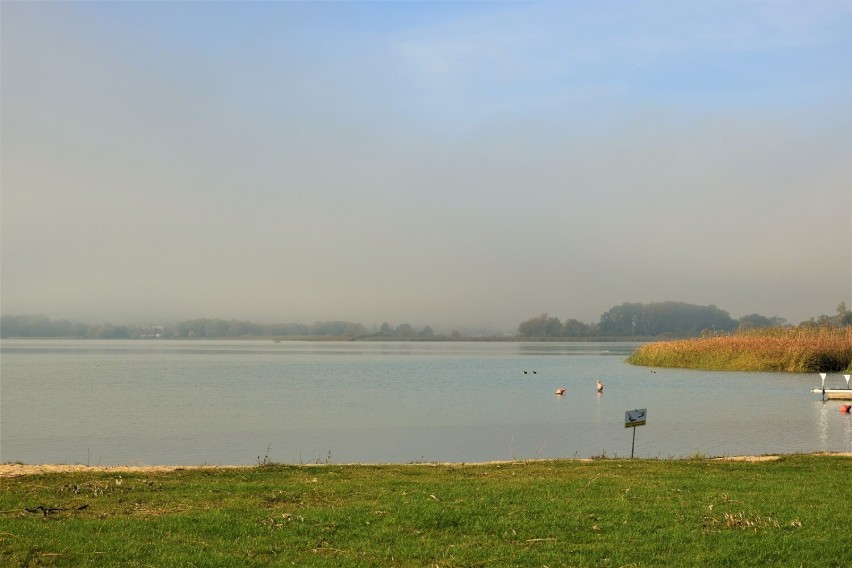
[813,373,852,400]
[811,388,852,400]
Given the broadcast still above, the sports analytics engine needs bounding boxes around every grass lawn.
[2,454,850,567]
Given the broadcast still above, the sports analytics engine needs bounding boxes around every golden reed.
[627,326,852,372]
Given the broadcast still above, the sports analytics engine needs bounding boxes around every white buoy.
[845,374,851,389]
[820,373,827,389]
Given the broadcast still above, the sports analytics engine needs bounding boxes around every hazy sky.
[2,1,850,332]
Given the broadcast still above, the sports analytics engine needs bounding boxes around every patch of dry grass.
[628,326,852,372]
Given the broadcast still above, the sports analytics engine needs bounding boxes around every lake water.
[2,339,850,465]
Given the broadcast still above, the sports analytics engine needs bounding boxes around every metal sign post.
[624,408,647,459]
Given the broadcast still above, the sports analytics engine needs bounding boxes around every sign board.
[624,408,647,428]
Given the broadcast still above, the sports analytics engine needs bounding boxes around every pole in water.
[624,409,646,457]
[631,427,636,459]
[821,373,827,401]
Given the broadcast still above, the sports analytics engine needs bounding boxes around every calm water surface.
[2,340,850,465]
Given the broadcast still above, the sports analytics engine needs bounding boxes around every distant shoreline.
[1,335,654,342]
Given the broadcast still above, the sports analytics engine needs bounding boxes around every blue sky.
[2,1,850,331]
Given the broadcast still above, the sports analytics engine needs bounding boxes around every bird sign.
[625,408,647,458]
[624,408,647,428]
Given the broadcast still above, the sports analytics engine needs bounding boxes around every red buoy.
[555,388,565,396]
[840,404,851,413]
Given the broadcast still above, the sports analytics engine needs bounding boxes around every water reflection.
[817,401,830,449]
[1,340,850,465]
[517,342,641,356]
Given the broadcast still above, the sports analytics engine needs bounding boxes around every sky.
[2,1,850,333]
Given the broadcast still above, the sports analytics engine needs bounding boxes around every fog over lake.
[2,340,849,465]
[2,2,850,332]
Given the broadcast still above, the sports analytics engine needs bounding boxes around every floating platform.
[811,389,852,400]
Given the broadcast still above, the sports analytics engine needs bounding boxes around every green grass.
[628,325,852,372]
[2,455,850,566]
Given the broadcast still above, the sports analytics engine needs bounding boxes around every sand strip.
[2,453,850,478]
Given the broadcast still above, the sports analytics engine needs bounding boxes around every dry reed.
[627,326,852,372]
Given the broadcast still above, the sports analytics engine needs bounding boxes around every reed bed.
[627,326,852,372]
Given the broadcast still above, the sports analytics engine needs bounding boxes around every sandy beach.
[0,463,244,478]
[3,453,850,478]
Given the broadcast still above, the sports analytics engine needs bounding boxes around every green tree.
[95,323,129,339]
[544,316,563,337]
[395,323,414,337]
[518,313,547,337]
[563,318,594,337]
[518,313,563,337]
[597,303,644,336]
[738,313,785,330]
[598,302,737,337]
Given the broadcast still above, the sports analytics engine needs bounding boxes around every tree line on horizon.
[516,301,852,338]
[1,301,849,339]
[0,315,371,339]
[0,315,435,340]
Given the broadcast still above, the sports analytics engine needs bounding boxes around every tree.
[598,302,737,337]
[597,303,644,336]
[738,313,785,330]
[395,323,414,337]
[544,316,563,337]
[563,318,594,337]
[518,313,565,337]
[518,313,548,337]
[94,323,129,339]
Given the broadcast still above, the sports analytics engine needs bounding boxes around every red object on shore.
[840,404,851,413]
